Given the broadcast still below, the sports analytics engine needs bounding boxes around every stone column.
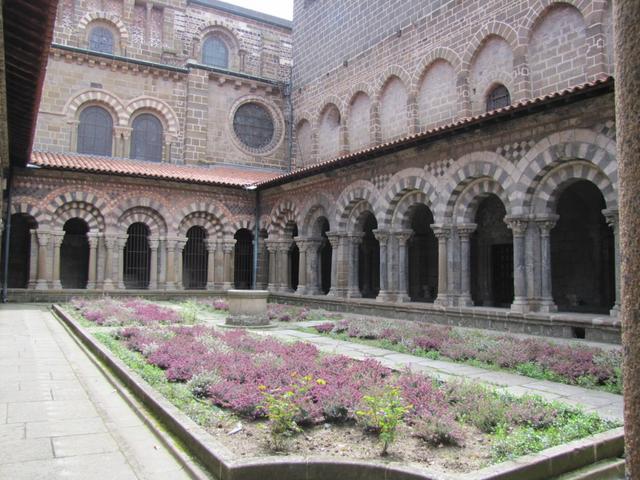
[148,238,159,290]
[295,238,307,294]
[277,243,291,292]
[432,225,451,306]
[535,216,558,312]
[603,209,621,315]
[265,240,278,291]
[395,230,412,302]
[306,239,322,295]
[28,229,38,288]
[614,1,640,473]
[346,234,363,298]
[164,237,177,290]
[87,233,99,289]
[206,240,216,290]
[116,236,127,289]
[457,224,477,307]
[175,238,187,290]
[51,232,63,289]
[222,239,235,290]
[103,235,117,290]
[506,216,529,313]
[214,242,225,288]
[373,229,390,301]
[327,232,340,296]
[35,231,51,290]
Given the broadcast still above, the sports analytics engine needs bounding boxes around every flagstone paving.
[0,305,193,480]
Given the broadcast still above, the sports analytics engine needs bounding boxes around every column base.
[538,299,558,313]
[458,294,473,307]
[376,290,394,302]
[52,281,62,290]
[35,280,49,290]
[295,285,307,295]
[510,298,530,313]
[396,294,410,303]
[434,294,448,307]
[164,282,177,290]
[102,280,115,290]
[610,304,620,317]
[86,282,96,290]
[206,283,216,290]
[222,282,233,291]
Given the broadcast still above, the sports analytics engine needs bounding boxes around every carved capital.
[431,224,452,239]
[505,216,529,236]
[602,208,619,229]
[372,229,389,246]
[456,223,477,238]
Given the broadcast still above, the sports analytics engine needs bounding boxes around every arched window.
[123,223,150,289]
[77,106,113,156]
[486,84,511,112]
[202,36,229,68]
[89,26,114,54]
[183,226,208,289]
[130,114,163,162]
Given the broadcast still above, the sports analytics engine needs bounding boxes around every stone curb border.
[51,304,624,480]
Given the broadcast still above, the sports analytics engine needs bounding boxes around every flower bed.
[68,301,617,472]
[311,317,622,394]
[71,297,183,326]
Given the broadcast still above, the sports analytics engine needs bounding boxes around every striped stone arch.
[515,129,617,211]
[441,153,515,219]
[196,22,240,51]
[374,66,412,100]
[230,217,254,234]
[410,47,462,95]
[460,22,520,73]
[345,83,374,108]
[110,197,168,235]
[452,177,512,224]
[518,0,594,45]
[126,97,180,135]
[65,89,128,126]
[347,199,377,232]
[77,12,129,43]
[294,111,314,130]
[172,201,228,234]
[52,202,106,232]
[335,180,380,232]
[118,207,167,237]
[178,213,223,239]
[391,191,437,230]
[268,201,300,236]
[299,192,335,237]
[10,198,47,227]
[531,161,617,215]
[378,169,437,228]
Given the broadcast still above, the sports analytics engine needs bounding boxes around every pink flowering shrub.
[195,298,229,311]
[267,304,313,322]
[318,317,621,391]
[71,297,181,326]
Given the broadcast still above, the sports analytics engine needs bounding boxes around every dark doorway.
[183,226,207,289]
[318,218,332,295]
[471,195,513,307]
[358,212,379,298]
[234,229,253,289]
[287,223,299,291]
[551,180,614,313]
[124,222,150,289]
[407,204,438,302]
[1,214,37,288]
[60,218,89,289]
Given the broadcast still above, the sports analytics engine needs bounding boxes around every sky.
[223,0,294,20]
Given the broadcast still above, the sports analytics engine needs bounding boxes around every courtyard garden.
[60,297,621,475]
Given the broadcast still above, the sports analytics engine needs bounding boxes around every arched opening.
[470,195,513,307]
[486,84,511,112]
[183,226,207,289]
[123,223,150,289]
[202,36,229,68]
[358,212,380,298]
[234,229,253,289]
[89,25,114,54]
[60,218,89,289]
[551,180,615,313]
[0,214,37,288]
[286,222,299,291]
[407,205,438,302]
[318,218,332,295]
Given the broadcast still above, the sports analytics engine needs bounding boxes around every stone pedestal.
[225,290,270,327]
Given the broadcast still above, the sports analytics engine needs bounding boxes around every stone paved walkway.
[0,305,192,480]
[250,322,624,422]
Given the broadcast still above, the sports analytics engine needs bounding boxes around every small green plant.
[260,374,325,451]
[356,386,412,456]
[180,300,200,324]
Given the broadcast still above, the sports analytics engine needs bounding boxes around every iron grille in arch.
[486,84,511,112]
[183,226,208,289]
[124,223,150,289]
[234,229,253,289]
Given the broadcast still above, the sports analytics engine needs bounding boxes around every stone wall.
[291,0,614,168]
